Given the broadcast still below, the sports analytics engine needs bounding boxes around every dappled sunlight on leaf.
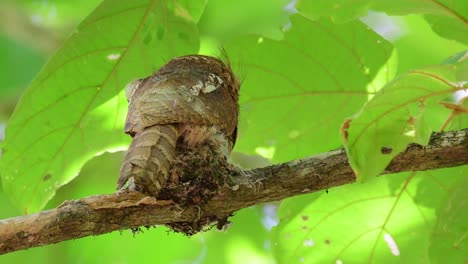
[296,0,468,44]
[271,166,467,263]
[227,15,393,162]
[0,0,204,212]
[366,48,398,100]
[343,58,467,180]
[0,0,465,262]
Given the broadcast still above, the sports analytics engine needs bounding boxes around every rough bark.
[0,129,467,255]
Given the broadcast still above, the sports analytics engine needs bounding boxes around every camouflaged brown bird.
[118,55,240,195]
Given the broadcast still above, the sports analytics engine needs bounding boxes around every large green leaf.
[296,0,468,44]
[198,0,290,41]
[429,176,468,263]
[0,0,205,213]
[271,166,467,263]
[226,15,394,162]
[296,0,453,22]
[342,56,466,180]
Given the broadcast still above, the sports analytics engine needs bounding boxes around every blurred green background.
[0,0,465,263]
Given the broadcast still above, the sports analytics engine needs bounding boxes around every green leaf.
[177,0,208,23]
[443,51,468,131]
[65,226,205,263]
[446,97,468,131]
[422,0,468,45]
[271,166,467,263]
[296,0,468,44]
[0,0,204,213]
[226,15,394,162]
[198,0,290,41]
[342,57,467,181]
[429,176,468,263]
[296,0,372,23]
[296,0,450,22]
[424,12,468,45]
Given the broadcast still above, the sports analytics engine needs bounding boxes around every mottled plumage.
[118,55,240,195]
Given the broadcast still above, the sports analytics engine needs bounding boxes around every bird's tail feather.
[118,124,179,195]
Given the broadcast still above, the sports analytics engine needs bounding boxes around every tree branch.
[0,129,467,254]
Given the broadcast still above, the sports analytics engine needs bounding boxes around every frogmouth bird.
[118,55,240,195]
